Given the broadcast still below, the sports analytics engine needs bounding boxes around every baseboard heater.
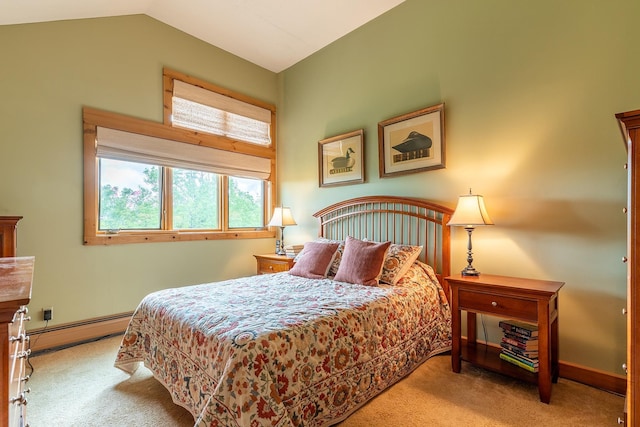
[27,311,133,354]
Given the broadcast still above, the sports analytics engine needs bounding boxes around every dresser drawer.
[458,289,538,321]
[0,256,34,427]
[8,307,30,427]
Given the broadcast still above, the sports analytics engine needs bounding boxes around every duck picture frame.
[318,129,365,187]
[378,103,445,178]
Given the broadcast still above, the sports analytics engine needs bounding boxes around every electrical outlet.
[43,307,53,321]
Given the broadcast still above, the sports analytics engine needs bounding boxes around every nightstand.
[254,253,294,275]
[445,274,564,404]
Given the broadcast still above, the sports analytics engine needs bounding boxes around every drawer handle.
[17,349,31,359]
[269,265,274,270]
[623,256,628,263]
[10,388,30,406]
[9,333,27,343]
[491,301,498,307]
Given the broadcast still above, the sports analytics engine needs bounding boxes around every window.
[99,158,162,231]
[172,168,219,230]
[83,70,275,245]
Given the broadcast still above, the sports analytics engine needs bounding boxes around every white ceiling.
[0,0,405,72]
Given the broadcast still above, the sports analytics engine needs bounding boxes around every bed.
[115,196,454,426]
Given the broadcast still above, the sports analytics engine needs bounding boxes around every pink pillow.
[333,236,391,286]
[289,241,340,279]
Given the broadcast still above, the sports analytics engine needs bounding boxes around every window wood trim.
[162,68,277,140]
[83,93,276,245]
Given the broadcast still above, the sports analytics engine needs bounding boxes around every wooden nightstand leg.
[551,295,560,383]
[451,287,461,373]
[467,312,477,344]
[538,301,552,404]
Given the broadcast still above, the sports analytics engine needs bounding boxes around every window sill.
[84,229,274,245]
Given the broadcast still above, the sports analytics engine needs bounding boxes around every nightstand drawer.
[254,254,295,275]
[257,259,290,274]
[458,289,538,320]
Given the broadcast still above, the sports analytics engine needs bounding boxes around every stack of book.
[498,319,539,373]
[284,244,304,258]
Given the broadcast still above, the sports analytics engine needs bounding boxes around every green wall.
[278,0,638,373]
[0,16,278,325]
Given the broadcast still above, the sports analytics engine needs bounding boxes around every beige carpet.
[26,335,623,426]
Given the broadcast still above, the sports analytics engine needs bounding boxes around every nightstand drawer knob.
[269,265,274,270]
[491,301,498,307]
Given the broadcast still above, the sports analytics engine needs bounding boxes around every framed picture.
[378,103,445,178]
[318,129,365,187]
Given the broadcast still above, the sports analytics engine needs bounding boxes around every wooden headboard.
[313,196,453,298]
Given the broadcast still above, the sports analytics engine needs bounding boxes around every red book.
[502,334,538,349]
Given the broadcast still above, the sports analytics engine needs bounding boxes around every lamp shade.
[267,207,297,227]
[447,194,494,227]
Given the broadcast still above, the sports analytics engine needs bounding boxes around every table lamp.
[447,190,494,276]
[268,206,297,255]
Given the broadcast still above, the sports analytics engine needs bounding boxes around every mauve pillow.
[294,238,345,277]
[333,236,391,286]
[289,241,340,279]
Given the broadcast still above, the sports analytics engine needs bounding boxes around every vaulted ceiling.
[0,0,405,72]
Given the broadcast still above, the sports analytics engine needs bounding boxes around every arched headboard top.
[313,196,453,296]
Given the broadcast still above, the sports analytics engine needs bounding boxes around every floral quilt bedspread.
[114,261,451,427]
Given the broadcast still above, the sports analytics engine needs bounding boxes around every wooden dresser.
[0,218,22,259]
[617,109,640,426]
[0,257,33,427]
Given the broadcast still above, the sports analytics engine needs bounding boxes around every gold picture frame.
[378,103,445,177]
[318,129,365,187]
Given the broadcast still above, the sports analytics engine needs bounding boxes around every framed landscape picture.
[378,103,445,177]
[318,129,365,187]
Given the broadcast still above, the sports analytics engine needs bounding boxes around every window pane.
[229,177,264,228]
[99,158,162,230]
[172,168,219,230]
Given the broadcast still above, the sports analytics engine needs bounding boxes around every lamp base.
[461,266,480,276]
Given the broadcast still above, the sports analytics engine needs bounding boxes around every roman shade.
[172,80,271,146]
[95,126,271,180]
